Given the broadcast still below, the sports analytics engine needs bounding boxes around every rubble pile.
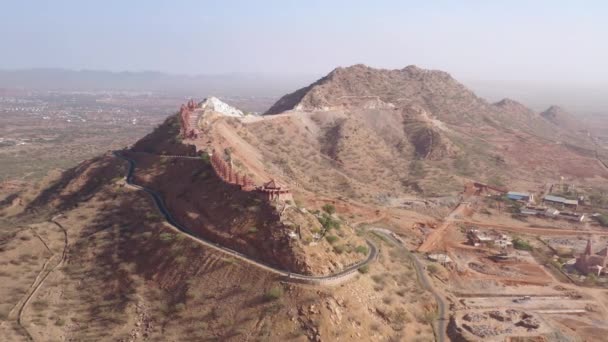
[516,313,541,331]
[459,309,541,338]
[463,323,512,337]
[463,312,485,322]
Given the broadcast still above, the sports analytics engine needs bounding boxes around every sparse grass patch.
[426,264,439,275]
[264,286,283,301]
[415,309,438,325]
[32,300,49,311]
[159,232,175,242]
[355,245,368,255]
[325,235,339,244]
[333,245,345,254]
[358,265,369,274]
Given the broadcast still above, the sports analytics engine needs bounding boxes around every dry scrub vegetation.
[0,151,436,341]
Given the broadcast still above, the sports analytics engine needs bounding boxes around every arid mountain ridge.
[0,63,605,341]
[216,64,601,204]
[266,64,571,127]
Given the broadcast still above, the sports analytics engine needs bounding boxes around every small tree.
[318,213,340,231]
[358,265,370,274]
[512,238,533,251]
[427,264,439,275]
[322,204,336,215]
[595,214,608,227]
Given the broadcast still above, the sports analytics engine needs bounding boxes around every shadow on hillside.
[61,183,252,339]
[23,155,125,217]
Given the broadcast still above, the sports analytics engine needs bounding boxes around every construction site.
[416,180,608,341]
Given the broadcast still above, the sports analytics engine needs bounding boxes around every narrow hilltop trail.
[7,218,68,342]
[113,151,379,285]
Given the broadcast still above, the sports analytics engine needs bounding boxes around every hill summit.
[265,64,488,124]
[199,96,244,117]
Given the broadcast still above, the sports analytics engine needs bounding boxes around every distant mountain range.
[1,68,606,115]
[0,68,317,97]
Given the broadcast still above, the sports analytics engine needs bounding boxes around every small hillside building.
[543,195,578,210]
[507,191,534,203]
[259,179,292,202]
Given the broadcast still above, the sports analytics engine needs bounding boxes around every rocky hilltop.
[540,105,585,130]
[199,96,245,117]
[266,64,490,124]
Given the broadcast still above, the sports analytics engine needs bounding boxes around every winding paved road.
[113,151,378,284]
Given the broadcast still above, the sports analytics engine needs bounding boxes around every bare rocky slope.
[219,64,600,203]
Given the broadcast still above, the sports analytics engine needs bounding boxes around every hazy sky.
[2,0,607,84]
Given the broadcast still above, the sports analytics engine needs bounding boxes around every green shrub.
[427,264,439,274]
[355,245,369,255]
[549,259,562,270]
[358,265,370,274]
[145,212,161,221]
[325,235,339,244]
[512,238,533,251]
[595,214,608,227]
[159,232,175,242]
[265,286,283,301]
[322,204,336,215]
[333,245,345,254]
[318,213,340,231]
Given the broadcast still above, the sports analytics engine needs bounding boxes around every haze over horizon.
[2,0,607,85]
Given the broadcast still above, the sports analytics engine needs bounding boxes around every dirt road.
[418,202,467,253]
[456,220,608,236]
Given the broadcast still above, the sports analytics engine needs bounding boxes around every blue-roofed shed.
[507,191,532,201]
